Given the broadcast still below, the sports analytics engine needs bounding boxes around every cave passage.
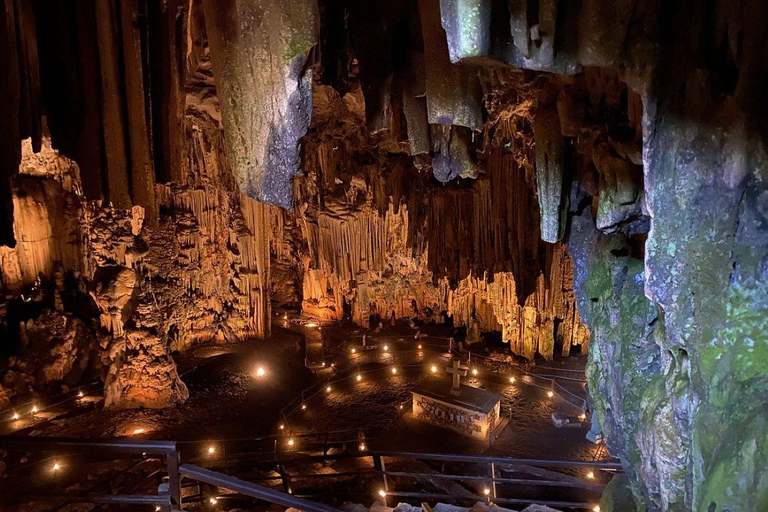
[1,1,767,512]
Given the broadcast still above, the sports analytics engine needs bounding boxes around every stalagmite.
[202,0,318,209]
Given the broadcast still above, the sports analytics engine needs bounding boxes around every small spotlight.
[472,368,478,376]
[351,348,357,354]
[331,363,335,368]
[359,443,367,451]
[51,462,61,473]
[483,487,490,496]
[155,507,161,511]
[383,345,389,351]
[77,391,84,399]
[256,366,266,377]
[209,497,218,505]
[307,322,317,328]
[326,385,332,392]
[12,412,19,421]
[593,507,601,512]
[356,374,362,382]
[547,391,554,398]
[391,367,397,375]
[301,404,307,410]
[207,446,216,455]
[378,489,386,498]
[322,362,326,367]
[430,365,437,373]
[509,376,516,383]
[418,344,423,350]
[399,405,404,410]
[283,313,288,320]
[30,405,38,415]
[587,471,595,480]
[579,413,587,422]
[132,428,145,435]
[288,438,295,446]
[279,424,285,430]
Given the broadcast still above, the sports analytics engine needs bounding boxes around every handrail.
[179,463,341,512]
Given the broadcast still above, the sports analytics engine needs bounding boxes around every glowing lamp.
[356,374,362,382]
[210,497,218,505]
[132,428,145,435]
[256,367,266,377]
[326,386,332,392]
[279,424,285,430]
[399,405,404,410]
[351,348,357,354]
[359,443,366,451]
[301,404,307,410]
[288,438,295,446]
[322,362,326,367]
[587,471,595,479]
[472,368,478,376]
[418,344,422,349]
[12,412,19,421]
[283,313,288,320]
[378,490,386,498]
[547,391,554,398]
[430,365,437,373]
[207,446,216,455]
[31,405,38,415]
[509,376,515,383]
[579,413,587,421]
[307,322,317,328]
[77,391,84,398]
[52,462,61,472]
[156,507,161,511]
[383,345,389,351]
[593,507,601,512]
[391,367,397,375]
[483,488,490,496]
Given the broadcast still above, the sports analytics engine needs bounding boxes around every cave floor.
[3,319,612,509]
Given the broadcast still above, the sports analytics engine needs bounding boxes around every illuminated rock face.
[202,0,318,210]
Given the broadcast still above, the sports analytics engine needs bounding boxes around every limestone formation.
[202,0,319,209]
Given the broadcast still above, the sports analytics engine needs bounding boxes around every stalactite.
[533,102,567,243]
[202,0,318,209]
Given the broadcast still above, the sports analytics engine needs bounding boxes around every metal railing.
[0,436,621,511]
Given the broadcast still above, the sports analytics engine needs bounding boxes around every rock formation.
[1,2,767,511]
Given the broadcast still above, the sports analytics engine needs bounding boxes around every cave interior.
[0,1,767,512]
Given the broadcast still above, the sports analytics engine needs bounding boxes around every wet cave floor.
[2,318,613,510]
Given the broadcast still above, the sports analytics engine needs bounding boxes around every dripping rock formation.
[0,1,767,511]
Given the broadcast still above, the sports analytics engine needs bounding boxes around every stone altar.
[412,359,502,441]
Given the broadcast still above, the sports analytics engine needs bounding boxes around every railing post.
[167,449,182,511]
[277,464,292,494]
[373,454,388,506]
[490,462,497,500]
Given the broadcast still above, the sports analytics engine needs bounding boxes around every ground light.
[210,497,218,504]
[483,488,490,495]
[391,367,397,374]
[418,344,422,349]
[593,506,601,512]
[301,404,307,410]
[579,412,587,421]
[378,489,386,497]
[357,374,363,381]
[279,424,285,430]
[30,405,38,415]
[255,366,266,378]
[51,462,61,473]
[77,391,84,399]
[472,368,478,376]
[351,348,356,353]
[547,390,554,398]
[288,438,295,446]
[430,365,438,373]
[509,376,515,383]
[359,442,366,451]
[587,470,595,479]
[132,428,145,435]
[207,446,216,455]
[326,385,332,392]
[12,412,19,420]
[307,322,317,328]
[383,344,389,351]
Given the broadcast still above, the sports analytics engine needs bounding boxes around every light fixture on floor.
[383,345,389,351]
[509,376,515,383]
[207,446,216,455]
[547,391,554,398]
[587,470,595,479]
[391,367,397,375]
[357,374,362,382]
[255,366,266,378]
[430,365,437,373]
[472,368,478,376]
